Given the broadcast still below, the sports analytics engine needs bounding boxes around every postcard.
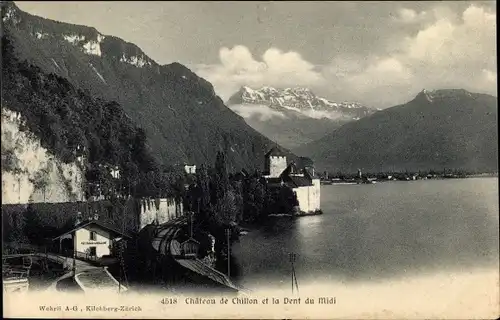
[2,1,498,319]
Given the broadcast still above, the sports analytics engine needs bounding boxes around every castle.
[263,147,321,214]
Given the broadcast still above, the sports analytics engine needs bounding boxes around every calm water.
[232,178,499,289]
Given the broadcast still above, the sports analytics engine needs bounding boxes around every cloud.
[195,45,324,101]
[301,109,345,121]
[324,4,497,107]
[394,8,428,23]
[196,4,496,108]
[228,103,286,121]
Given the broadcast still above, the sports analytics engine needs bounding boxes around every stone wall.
[138,198,184,230]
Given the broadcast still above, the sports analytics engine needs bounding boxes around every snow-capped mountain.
[227,86,376,121]
[225,86,378,149]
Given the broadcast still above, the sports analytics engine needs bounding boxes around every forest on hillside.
[2,34,186,200]
[180,151,298,274]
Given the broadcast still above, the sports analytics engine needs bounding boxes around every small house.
[53,215,132,260]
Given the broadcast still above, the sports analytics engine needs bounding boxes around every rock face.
[294,89,498,173]
[1,1,285,171]
[226,86,377,149]
[1,108,85,204]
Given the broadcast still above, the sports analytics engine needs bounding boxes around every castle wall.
[293,179,321,213]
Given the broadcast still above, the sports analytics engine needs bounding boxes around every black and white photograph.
[1,1,498,318]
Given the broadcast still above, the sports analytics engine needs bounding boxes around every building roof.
[303,168,315,180]
[265,177,284,185]
[280,162,301,177]
[283,175,313,188]
[53,219,133,241]
[265,146,286,158]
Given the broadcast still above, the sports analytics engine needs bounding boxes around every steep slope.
[1,2,282,171]
[294,89,498,173]
[1,32,174,200]
[1,108,85,204]
[226,86,376,149]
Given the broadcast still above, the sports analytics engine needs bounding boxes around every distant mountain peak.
[294,88,498,173]
[227,85,374,121]
[2,1,156,69]
[416,88,475,104]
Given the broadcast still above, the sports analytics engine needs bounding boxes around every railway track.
[148,216,248,293]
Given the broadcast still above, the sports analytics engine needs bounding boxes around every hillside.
[294,89,498,173]
[227,86,376,149]
[1,32,177,201]
[1,1,284,171]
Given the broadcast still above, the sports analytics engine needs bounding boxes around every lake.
[232,178,499,291]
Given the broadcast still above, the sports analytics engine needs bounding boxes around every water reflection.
[232,178,499,289]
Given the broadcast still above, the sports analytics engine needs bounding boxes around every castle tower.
[264,147,287,178]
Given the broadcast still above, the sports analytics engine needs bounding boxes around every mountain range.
[294,89,498,173]
[1,1,497,181]
[226,86,377,149]
[1,1,287,172]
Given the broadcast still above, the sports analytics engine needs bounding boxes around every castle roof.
[265,146,286,157]
[280,163,314,187]
[283,175,313,188]
[280,162,300,176]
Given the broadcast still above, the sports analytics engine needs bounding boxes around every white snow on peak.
[307,100,314,110]
[234,85,373,121]
[119,54,151,68]
[242,86,254,92]
[421,89,434,102]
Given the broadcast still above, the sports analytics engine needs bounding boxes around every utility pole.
[18,177,21,204]
[73,232,77,277]
[289,252,299,294]
[189,212,193,238]
[225,228,231,278]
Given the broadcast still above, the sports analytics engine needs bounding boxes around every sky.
[17,1,497,108]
